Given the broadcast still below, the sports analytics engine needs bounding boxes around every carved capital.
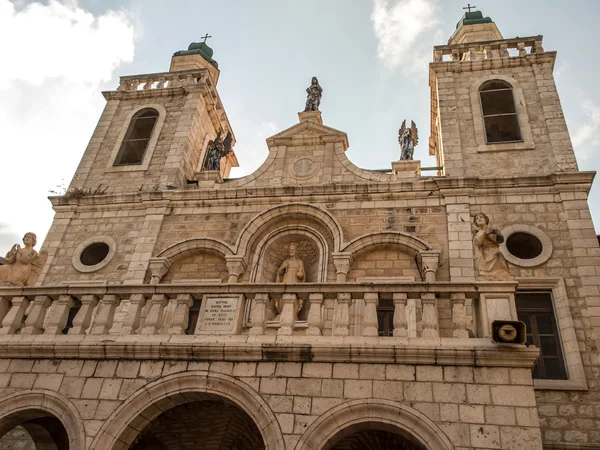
[225,256,247,283]
[148,257,171,285]
[417,250,441,283]
[332,252,352,283]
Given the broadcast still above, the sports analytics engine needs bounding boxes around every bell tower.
[428,9,578,177]
[68,39,238,195]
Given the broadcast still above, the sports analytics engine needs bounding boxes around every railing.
[0,282,518,340]
[114,69,210,92]
[433,35,544,62]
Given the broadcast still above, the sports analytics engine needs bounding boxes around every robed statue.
[398,120,418,160]
[0,232,47,286]
[276,243,306,283]
[304,77,323,112]
[203,131,233,171]
[473,213,510,281]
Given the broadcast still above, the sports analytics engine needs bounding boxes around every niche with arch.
[346,244,421,282]
[161,249,228,283]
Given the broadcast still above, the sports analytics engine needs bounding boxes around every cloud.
[370,0,440,72]
[571,99,600,161]
[229,121,280,178]
[0,0,136,252]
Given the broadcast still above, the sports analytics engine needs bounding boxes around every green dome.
[173,41,219,69]
[450,10,494,41]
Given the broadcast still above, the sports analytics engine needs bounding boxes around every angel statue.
[0,232,47,286]
[203,131,233,171]
[398,120,419,160]
[304,77,323,112]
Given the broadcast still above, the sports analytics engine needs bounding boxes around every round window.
[80,243,110,266]
[505,232,543,260]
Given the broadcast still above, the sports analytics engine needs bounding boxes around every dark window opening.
[185,299,202,335]
[62,299,82,334]
[480,80,522,143]
[377,299,394,337]
[506,232,543,260]
[113,108,159,165]
[516,291,567,380]
[80,243,110,266]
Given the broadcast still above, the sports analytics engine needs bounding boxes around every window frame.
[106,104,167,173]
[516,278,588,391]
[377,299,395,337]
[478,81,523,144]
[112,108,159,166]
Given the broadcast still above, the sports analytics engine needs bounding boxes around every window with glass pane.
[479,80,522,143]
[516,291,567,380]
[377,299,394,337]
[113,108,159,165]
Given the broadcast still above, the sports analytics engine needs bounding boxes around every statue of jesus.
[276,243,306,283]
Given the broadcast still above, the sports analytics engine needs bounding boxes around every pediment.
[269,120,347,140]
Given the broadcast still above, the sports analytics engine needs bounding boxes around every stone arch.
[235,203,344,258]
[342,231,432,257]
[295,399,454,450]
[0,389,86,450]
[157,238,234,261]
[90,371,285,450]
[250,225,329,283]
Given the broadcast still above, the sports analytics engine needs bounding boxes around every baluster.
[451,49,460,61]
[169,76,180,88]
[500,43,509,58]
[517,42,527,57]
[0,297,11,325]
[90,295,119,335]
[483,45,494,60]
[169,294,192,334]
[117,79,130,91]
[70,294,98,335]
[333,293,351,336]
[0,296,30,335]
[120,294,147,335]
[421,293,439,338]
[22,295,52,335]
[363,293,378,337]
[44,294,75,335]
[451,293,469,338]
[250,293,269,335]
[130,79,140,90]
[143,78,153,90]
[140,294,168,335]
[468,47,477,61]
[393,293,408,337]
[433,50,443,62]
[278,293,298,336]
[156,77,167,89]
[533,40,544,53]
[306,293,323,336]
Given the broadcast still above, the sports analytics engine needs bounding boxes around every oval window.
[80,243,110,266]
[506,232,543,260]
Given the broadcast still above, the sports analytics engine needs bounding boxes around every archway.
[325,423,426,450]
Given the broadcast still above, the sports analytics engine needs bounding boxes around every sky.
[0,0,599,252]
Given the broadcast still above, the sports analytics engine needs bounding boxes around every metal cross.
[200,33,212,43]
[463,3,476,12]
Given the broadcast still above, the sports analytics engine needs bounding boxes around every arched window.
[113,108,159,165]
[479,80,522,143]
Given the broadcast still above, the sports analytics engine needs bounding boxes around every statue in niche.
[398,120,418,160]
[202,131,232,171]
[473,213,510,281]
[0,232,47,286]
[276,243,306,283]
[304,77,323,112]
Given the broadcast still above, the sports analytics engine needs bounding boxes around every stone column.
[169,294,193,334]
[332,253,352,283]
[0,297,11,326]
[278,293,299,336]
[306,293,324,336]
[148,257,171,285]
[44,294,75,335]
[90,295,119,335]
[333,293,351,336]
[250,294,269,335]
[417,250,441,283]
[451,293,469,338]
[421,293,439,338]
[70,294,98,335]
[363,293,379,337]
[22,296,53,335]
[120,294,147,335]
[225,256,246,283]
[393,293,408,337]
[0,297,30,335]
[141,294,168,335]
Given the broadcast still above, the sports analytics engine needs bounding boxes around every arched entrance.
[129,400,265,450]
[325,422,426,450]
[0,390,85,450]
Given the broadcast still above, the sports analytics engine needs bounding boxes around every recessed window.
[377,299,394,337]
[506,232,543,260]
[480,80,522,143]
[80,243,110,266]
[113,108,159,165]
[516,291,567,380]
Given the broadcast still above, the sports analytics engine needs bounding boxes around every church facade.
[0,11,598,450]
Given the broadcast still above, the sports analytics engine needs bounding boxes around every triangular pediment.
[269,120,347,140]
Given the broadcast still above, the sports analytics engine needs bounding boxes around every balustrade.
[433,35,544,62]
[0,281,517,340]
[115,69,209,92]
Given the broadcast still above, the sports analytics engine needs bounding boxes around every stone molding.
[148,257,171,284]
[72,235,117,273]
[90,371,285,450]
[0,389,86,450]
[500,224,553,267]
[294,399,455,450]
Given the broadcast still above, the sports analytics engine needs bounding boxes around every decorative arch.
[295,399,454,450]
[235,203,344,258]
[90,371,285,450]
[157,237,234,261]
[342,231,432,257]
[0,389,86,450]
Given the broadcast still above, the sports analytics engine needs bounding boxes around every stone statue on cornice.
[304,77,323,112]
